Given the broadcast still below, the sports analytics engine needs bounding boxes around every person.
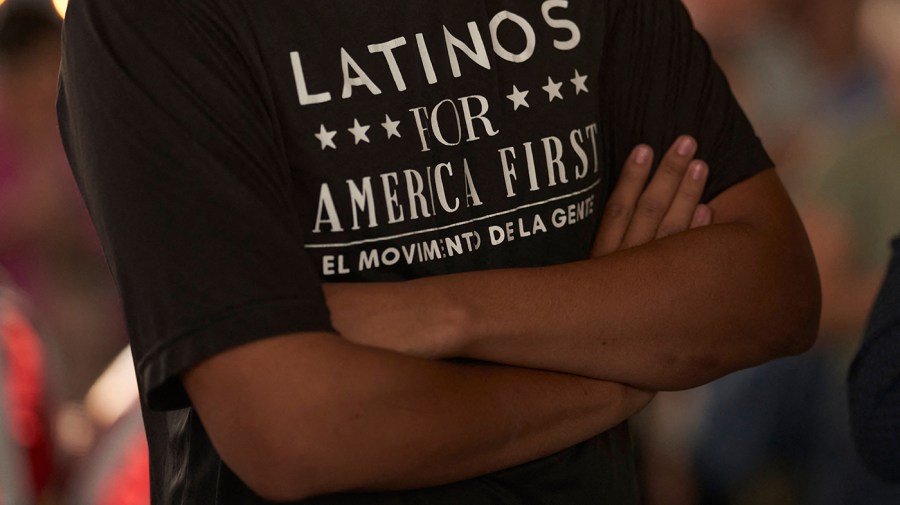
[847,0,900,457]
[849,235,900,482]
[684,0,900,502]
[847,15,900,480]
[56,0,820,503]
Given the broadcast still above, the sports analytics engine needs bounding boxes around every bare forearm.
[184,332,649,501]
[330,171,820,391]
[444,219,816,389]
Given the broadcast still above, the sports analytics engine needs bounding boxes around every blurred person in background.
[795,0,900,354]
[847,0,900,486]
[848,235,900,483]
[637,0,900,504]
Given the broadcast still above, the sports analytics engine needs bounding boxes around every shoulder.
[63,0,247,48]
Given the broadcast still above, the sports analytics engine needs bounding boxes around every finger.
[622,135,697,249]
[656,160,709,239]
[691,204,713,229]
[592,145,654,256]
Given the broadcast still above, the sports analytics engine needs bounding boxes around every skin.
[325,137,820,391]
[184,136,820,501]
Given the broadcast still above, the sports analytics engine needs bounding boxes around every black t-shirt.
[58,0,773,503]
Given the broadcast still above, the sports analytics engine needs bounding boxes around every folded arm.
[327,142,821,391]
[179,141,713,501]
[182,139,799,500]
[182,332,650,501]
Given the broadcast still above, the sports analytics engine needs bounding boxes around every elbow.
[762,244,822,359]
[184,334,381,501]
[226,435,322,502]
[232,436,366,502]
[769,285,820,358]
[224,413,379,501]
[241,472,311,503]
[784,252,821,356]
[243,476,308,503]
[781,293,820,356]
[210,408,359,501]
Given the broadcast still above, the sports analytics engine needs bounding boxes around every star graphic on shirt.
[542,76,564,102]
[507,85,530,111]
[348,119,371,145]
[381,114,402,139]
[571,69,589,95]
[315,124,337,150]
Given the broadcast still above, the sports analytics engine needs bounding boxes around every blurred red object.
[70,404,150,505]
[97,426,149,505]
[0,290,53,501]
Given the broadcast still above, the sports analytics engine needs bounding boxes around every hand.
[327,136,713,358]
[592,135,712,257]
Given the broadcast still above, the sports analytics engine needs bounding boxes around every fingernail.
[677,137,695,157]
[690,161,707,181]
[635,146,651,164]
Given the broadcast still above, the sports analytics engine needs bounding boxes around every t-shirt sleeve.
[600,0,774,201]
[57,0,333,411]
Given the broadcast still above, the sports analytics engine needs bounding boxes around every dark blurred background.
[0,0,898,503]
